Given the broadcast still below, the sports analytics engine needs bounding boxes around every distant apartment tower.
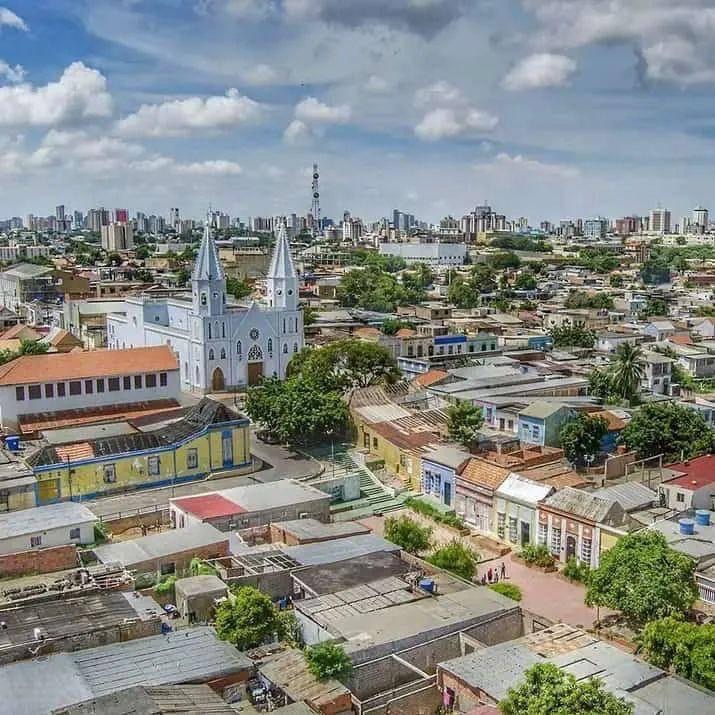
[649,207,671,234]
[55,205,65,221]
[169,207,180,229]
[614,216,641,236]
[73,210,83,229]
[692,206,709,233]
[114,208,129,224]
[583,217,608,239]
[101,222,134,251]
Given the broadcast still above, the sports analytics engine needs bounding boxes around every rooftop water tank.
[4,436,19,452]
[419,578,435,594]
[695,510,711,527]
[679,518,695,536]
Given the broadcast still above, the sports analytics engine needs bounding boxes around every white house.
[595,332,639,354]
[107,221,304,393]
[0,501,95,556]
[494,472,554,547]
[0,345,180,429]
[642,351,673,395]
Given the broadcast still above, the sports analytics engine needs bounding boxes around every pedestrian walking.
[500,561,506,579]
[487,567,493,583]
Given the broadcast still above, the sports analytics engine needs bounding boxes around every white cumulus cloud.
[474,152,579,179]
[116,88,261,137]
[503,52,577,90]
[0,7,27,31]
[294,96,351,123]
[0,60,25,83]
[283,119,312,145]
[0,62,112,127]
[176,159,242,175]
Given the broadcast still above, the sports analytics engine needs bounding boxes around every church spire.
[267,223,297,280]
[192,214,224,282]
[266,222,298,310]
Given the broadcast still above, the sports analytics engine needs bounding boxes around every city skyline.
[1,2,715,221]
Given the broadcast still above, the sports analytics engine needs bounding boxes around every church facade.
[106,223,303,393]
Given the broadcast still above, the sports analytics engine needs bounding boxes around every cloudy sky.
[2,1,715,223]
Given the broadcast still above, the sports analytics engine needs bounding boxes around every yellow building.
[27,398,251,504]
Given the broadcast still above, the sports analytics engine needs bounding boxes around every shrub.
[384,515,432,554]
[427,541,477,581]
[153,574,177,595]
[490,583,522,601]
[404,497,466,530]
[189,557,218,577]
[520,544,555,568]
[304,642,353,681]
[563,556,590,583]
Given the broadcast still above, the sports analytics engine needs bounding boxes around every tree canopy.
[446,401,484,449]
[215,586,285,650]
[427,541,477,581]
[499,663,633,715]
[564,290,614,310]
[559,414,608,467]
[610,343,644,404]
[585,531,698,627]
[640,617,715,691]
[337,265,424,312]
[384,515,432,554]
[619,401,714,460]
[304,642,353,682]
[225,275,253,300]
[549,322,595,349]
[447,264,496,309]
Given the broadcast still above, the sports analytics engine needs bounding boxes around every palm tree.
[611,343,645,404]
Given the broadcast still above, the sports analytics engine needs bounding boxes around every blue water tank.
[4,436,20,452]
[695,510,711,527]
[679,518,695,536]
[419,578,435,593]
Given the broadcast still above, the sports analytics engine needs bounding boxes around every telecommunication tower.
[311,163,321,235]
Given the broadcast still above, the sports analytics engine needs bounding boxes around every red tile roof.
[0,345,178,385]
[413,369,448,388]
[172,494,244,520]
[667,334,694,346]
[664,455,715,489]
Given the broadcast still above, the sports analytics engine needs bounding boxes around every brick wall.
[0,544,77,577]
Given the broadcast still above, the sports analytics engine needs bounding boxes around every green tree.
[559,414,608,467]
[488,252,521,270]
[610,343,645,404]
[549,322,595,349]
[135,245,152,260]
[447,401,484,449]
[427,541,477,581]
[337,266,424,311]
[225,275,252,300]
[499,663,633,715]
[640,297,668,318]
[303,305,317,325]
[381,318,416,335]
[641,258,671,285]
[609,274,624,288]
[564,290,614,310]
[447,264,496,309]
[513,272,537,290]
[640,617,715,691]
[588,368,617,403]
[107,252,122,266]
[304,642,353,682]
[619,401,714,460]
[384,515,432,554]
[585,531,698,627]
[19,339,49,356]
[215,586,284,650]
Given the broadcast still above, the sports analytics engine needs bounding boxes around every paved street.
[86,432,321,520]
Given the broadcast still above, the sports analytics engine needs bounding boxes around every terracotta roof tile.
[395,328,418,337]
[459,457,510,491]
[0,346,178,386]
[413,369,448,388]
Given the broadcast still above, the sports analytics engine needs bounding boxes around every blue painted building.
[421,444,471,508]
[517,402,574,448]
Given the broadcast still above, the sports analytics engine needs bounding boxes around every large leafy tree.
[619,401,714,460]
[336,265,425,312]
[304,642,353,682]
[610,343,644,404]
[549,322,595,349]
[447,401,484,449]
[499,663,633,715]
[585,531,698,627]
[559,414,608,466]
[640,617,715,691]
[215,586,285,650]
[564,290,614,310]
[225,275,253,299]
[427,541,477,581]
[384,515,432,554]
[447,264,496,309]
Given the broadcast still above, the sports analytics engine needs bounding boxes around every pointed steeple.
[267,223,297,280]
[192,215,225,282]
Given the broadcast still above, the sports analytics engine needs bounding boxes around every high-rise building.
[73,210,84,229]
[55,205,65,221]
[649,207,671,234]
[101,223,134,251]
[148,215,166,234]
[169,208,180,229]
[583,217,608,239]
[692,206,709,233]
[114,208,129,224]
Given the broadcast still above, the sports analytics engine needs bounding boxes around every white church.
[106,221,304,393]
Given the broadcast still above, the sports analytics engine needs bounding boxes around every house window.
[28,385,41,400]
[580,537,592,564]
[148,456,160,475]
[45,383,54,398]
[57,382,66,397]
[69,381,82,396]
[85,380,93,394]
[30,535,42,548]
[186,448,198,469]
[532,425,541,439]
[283,343,288,354]
[160,562,176,576]
[96,379,105,393]
[201,293,207,306]
[551,526,562,555]
[69,527,81,540]
[15,386,24,401]
[676,492,685,503]
[209,348,215,360]
[508,517,518,543]
[497,512,506,539]
[538,522,548,545]
[0,492,8,513]
[372,437,378,449]
[103,464,116,483]
[146,374,157,388]
[134,375,142,389]
[267,338,273,355]
[123,376,131,390]
[159,372,167,386]
[220,348,226,360]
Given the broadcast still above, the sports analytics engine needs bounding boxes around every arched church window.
[293,343,299,353]
[184,362,188,378]
[220,348,226,359]
[267,338,273,354]
[222,323,226,338]
[208,323,212,339]
[209,348,215,360]
[237,340,242,356]
[196,366,200,384]
[283,343,288,354]
[201,293,207,306]
[248,345,263,362]
[214,322,219,338]
[288,289,293,295]
[283,319,286,333]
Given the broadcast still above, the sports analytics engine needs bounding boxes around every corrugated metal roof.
[496,472,554,504]
[541,486,619,523]
[591,482,656,512]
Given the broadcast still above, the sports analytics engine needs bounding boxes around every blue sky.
[1,0,715,223]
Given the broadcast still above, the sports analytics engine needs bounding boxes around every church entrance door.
[247,361,263,385]
[211,367,225,392]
